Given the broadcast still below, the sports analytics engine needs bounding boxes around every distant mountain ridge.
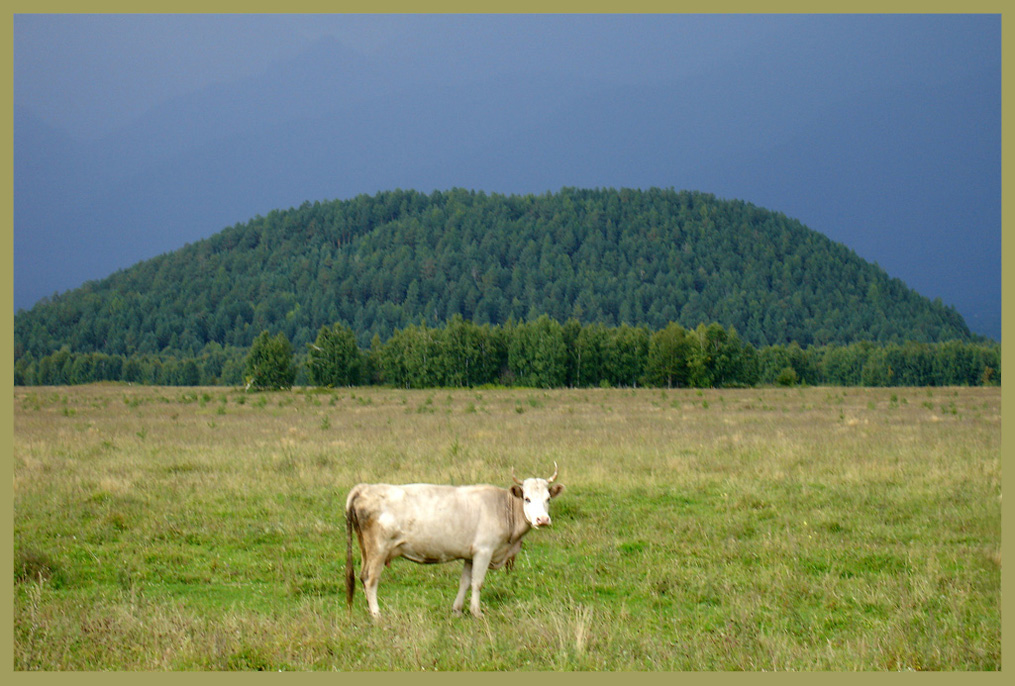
[13,187,975,364]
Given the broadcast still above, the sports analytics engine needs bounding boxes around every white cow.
[345,464,564,618]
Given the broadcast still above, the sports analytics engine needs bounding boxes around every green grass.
[13,384,1001,670]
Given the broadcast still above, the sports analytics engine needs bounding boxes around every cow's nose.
[536,515,551,527]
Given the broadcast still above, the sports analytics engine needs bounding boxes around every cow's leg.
[453,560,473,615]
[468,550,494,618]
[360,554,386,619]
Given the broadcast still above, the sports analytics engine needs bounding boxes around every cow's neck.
[507,491,532,544]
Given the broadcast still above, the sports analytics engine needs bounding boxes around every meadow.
[13,383,1001,670]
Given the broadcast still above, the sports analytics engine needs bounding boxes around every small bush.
[776,366,799,387]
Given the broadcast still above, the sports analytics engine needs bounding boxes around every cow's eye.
[524,497,531,503]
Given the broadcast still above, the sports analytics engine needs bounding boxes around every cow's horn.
[511,468,524,485]
[547,461,558,483]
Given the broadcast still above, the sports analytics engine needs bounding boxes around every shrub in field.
[776,366,799,386]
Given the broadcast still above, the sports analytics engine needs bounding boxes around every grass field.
[13,383,1001,670]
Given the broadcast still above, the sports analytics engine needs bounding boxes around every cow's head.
[511,462,565,528]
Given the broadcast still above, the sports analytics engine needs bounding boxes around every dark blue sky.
[12,13,1002,340]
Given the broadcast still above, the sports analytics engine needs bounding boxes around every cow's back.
[346,483,511,563]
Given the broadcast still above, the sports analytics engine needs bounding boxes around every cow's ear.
[510,485,524,499]
[549,483,565,498]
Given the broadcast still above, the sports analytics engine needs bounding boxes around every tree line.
[15,316,1000,389]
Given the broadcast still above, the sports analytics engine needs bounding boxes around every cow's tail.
[345,488,359,615]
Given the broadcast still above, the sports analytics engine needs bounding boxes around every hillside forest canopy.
[13,187,996,388]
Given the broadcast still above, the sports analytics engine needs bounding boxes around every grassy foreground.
[13,384,1001,670]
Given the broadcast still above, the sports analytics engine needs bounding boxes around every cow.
[345,463,564,618]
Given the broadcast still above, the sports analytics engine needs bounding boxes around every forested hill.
[14,187,974,361]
